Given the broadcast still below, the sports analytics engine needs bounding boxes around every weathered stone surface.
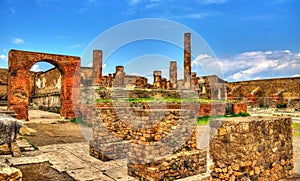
[0,114,22,145]
[8,49,80,120]
[184,33,191,89]
[210,116,294,181]
[0,166,22,181]
[92,50,103,85]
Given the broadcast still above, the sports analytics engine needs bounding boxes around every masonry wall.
[227,77,300,106]
[210,116,293,181]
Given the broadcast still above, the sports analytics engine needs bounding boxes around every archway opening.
[28,61,62,121]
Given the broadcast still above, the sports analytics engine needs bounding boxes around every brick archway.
[8,49,80,120]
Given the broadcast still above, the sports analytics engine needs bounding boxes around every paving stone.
[105,166,137,181]
[8,153,49,166]
[46,150,90,172]
[67,168,106,181]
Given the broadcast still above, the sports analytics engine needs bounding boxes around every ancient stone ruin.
[210,117,294,180]
[7,50,80,120]
[0,31,298,180]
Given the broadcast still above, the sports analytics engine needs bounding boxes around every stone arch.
[8,49,80,120]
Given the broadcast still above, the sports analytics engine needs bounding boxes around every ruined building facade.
[2,32,300,115]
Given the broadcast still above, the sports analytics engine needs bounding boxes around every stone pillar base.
[89,141,130,161]
[128,150,207,181]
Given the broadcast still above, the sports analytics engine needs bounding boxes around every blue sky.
[0,0,300,81]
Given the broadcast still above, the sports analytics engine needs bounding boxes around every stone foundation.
[0,166,22,181]
[87,88,207,180]
[128,150,206,181]
[210,116,293,181]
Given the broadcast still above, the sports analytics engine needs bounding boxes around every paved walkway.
[1,141,210,181]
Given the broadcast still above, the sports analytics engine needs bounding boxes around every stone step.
[0,101,8,106]
[0,111,17,118]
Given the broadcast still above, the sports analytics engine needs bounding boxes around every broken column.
[153,71,162,89]
[161,78,167,89]
[191,72,197,90]
[92,50,102,85]
[107,73,113,87]
[113,66,125,87]
[169,61,177,89]
[184,33,191,89]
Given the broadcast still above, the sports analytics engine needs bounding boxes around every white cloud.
[218,50,300,82]
[103,63,107,68]
[292,74,300,77]
[69,43,81,49]
[0,55,7,61]
[12,38,24,44]
[30,64,41,72]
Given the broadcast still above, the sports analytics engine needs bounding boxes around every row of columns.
[91,32,193,90]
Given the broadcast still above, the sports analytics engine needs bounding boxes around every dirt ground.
[23,122,87,147]
[16,162,74,181]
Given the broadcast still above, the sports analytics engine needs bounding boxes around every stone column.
[184,33,191,89]
[169,61,177,89]
[113,66,125,87]
[92,50,102,85]
[153,71,162,89]
[161,78,167,89]
[107,73,112,87]
[142,77,148,88]
[135,77,144,88]
[191,72,197,90]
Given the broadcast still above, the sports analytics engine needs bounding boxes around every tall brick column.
[169,61,177,89]
[113,66,125,87]
[184,33,191,89]
[153,71,162,89]
[92,50,102,85]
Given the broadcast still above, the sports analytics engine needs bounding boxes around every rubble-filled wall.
[86,88,207,180]
[227,77,300,106]
[210,116,293,181]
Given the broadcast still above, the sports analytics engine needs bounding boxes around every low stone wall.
[31,93,60,113]
[210,116,293,181]
[128,150,207,181]
[88,100,208,180]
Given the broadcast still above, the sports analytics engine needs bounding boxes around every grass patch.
[19,136,39,150]
[70,118,92,127]
[292,122,300,130]
[293,131,300,137]
[196,112,250,126]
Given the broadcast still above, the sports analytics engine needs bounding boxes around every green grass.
[292,122,300,129]
[19,136,39,150]
[293,122,300,137]
[196,112,250,126]
[70,118,92,127]
[94,97,237,104]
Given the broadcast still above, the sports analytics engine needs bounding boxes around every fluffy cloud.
[217,50,300,82]
[12,38,24,44]
[0,55,7,61]
[30,64,41,72]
